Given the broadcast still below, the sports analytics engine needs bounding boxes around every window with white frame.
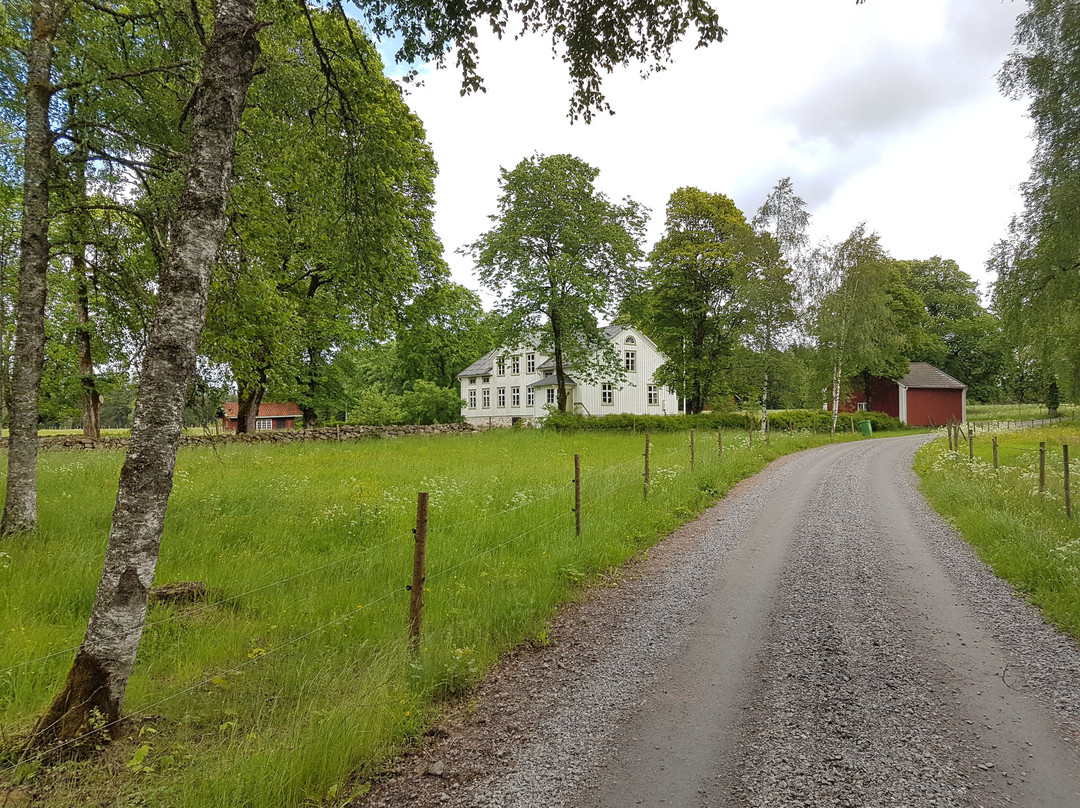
[468,389,477,409]
[482,388,490,408]
[624,350,637,372]
[469,377,476,385]
[497,387,506,407]
[527,388,535,406]
[256,418,273,430]
[546,387,556,405]
[482,375,490,383]
[511,356,520,374]
[625,335,636,344]
[601,383,614,405]
[526,353,536,373]
[496,356,505,376]
[648,385,659,405]
[511,386,520,407]
[857,402,867,411]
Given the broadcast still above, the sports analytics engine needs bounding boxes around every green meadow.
[915,424,1080,640]
[1,426,868,807]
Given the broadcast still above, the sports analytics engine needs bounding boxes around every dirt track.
[352,436,1080,808]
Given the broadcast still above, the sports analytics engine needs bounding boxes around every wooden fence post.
[574,453,582,536]
[748,424,753,446]
[1039,442,1046,493]
[690,428,696,470]
[968,424,974,462]
[718,426,723,458]
[643,433,651,501]
[1065,444,1072,520]
[948,424,954,453]
[765,418,770,445]
[993,436,998,472]
[409,492,428,650]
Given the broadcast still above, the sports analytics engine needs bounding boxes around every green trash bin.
[858,419,873,437]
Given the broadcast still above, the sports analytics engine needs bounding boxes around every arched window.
[624,335,636,344]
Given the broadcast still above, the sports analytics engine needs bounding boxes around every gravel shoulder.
[348,435,1080,808]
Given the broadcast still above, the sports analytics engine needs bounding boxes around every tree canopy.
[469,153,646,412]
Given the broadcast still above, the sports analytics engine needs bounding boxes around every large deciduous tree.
[469,153,646,412]
[647,187,752,414]
[743,230,798,429]
[814,224,906,434]
[202,5,446,432]
[33,0,262,750]
[32,0,725,749]
[996,0,1080,401]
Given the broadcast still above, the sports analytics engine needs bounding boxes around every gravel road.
[350,435,1080,808]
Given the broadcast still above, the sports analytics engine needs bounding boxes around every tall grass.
[2,427,857,807]
[914,425,1080,640]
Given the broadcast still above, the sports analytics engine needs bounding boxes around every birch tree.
[815,224,902,434]
[32,0,725,750]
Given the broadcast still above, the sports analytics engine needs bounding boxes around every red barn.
[840,363,967,426]
[221,402,302,432]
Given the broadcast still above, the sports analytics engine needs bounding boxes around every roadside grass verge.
[914,425,1080,641]
[2,427,862,807]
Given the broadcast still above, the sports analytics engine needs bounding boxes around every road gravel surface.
[351,435,1080,808]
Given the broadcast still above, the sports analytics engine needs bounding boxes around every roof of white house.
[457,349,498,378]
[528,375,578,388]
[899,362,967,390]
[457,324,639,379]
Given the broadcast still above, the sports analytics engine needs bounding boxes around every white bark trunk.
[34,0,261,749]
[3,0,60,535]
[830,360,842,436]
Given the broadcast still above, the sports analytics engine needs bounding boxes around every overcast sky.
[389,0,1033,305]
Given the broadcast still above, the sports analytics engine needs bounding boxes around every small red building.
[840,363,967,426]
[221,401,302,432]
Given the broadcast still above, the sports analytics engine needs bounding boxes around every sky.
[384,0,1033,305]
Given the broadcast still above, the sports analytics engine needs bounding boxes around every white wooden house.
[457,325,678,426]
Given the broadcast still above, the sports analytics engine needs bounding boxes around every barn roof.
[899,362,967,390]
[222,402,302,418]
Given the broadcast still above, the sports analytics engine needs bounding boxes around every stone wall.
[1,422,480,452]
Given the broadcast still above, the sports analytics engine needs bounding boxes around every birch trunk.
[760,370,769,432]
[33,0,261,750]
[830,360,842,436]
[2,0,60,535]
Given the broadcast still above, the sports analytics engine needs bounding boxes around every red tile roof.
[222,402,302,418]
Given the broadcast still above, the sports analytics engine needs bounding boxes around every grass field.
[914,424,1080,641]
[965,402,1077,423]
[0,426,879,808]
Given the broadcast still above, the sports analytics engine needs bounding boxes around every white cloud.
[398,0,1033,304]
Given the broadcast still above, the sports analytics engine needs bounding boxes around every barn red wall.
[905,388,963,427]
[867,377,900,419]
[835,378,899,418]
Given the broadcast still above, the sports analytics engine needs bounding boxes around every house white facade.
[457,325,679,426]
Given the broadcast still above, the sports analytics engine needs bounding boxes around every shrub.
[542,411,756,433]
[543,409,906,434]
[400,381,464,425]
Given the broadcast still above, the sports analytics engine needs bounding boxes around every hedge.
[543,409,905,433]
